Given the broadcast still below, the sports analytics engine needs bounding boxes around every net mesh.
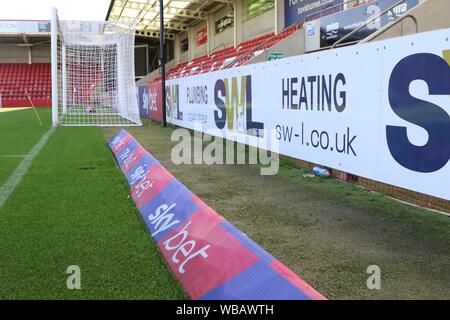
[54,12,141,126]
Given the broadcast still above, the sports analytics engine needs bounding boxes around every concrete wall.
[31,45,50,63]
[191,21,208,58]
[141,0,292,82]
[173,34,181,63]
[175,32,189,63]
[0,44,50,63]
[239,0,274,43]
[242,7,275,40]
[209,5,234,50]
[0,46,29,63]
[247,27,305,65]
[275,0,285,33]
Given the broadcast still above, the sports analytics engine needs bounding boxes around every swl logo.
[387,52,450,173]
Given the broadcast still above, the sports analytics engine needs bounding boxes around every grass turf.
[0,108,51,185]
[1,108,449,299]
[102,119,450,300]
[0,109,184,299]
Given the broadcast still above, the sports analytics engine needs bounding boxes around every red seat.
[153,26,299,81]
[0,63,51,107]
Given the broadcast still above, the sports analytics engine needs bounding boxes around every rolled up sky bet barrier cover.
[108,129,325,300]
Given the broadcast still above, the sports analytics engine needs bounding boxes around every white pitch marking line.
[0,155,28,158]
[0,126,56,209]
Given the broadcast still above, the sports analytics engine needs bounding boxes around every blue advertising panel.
[284,0,344,27]
[137,85,149,118]
[320,0,419,47]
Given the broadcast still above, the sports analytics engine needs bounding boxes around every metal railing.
[226,0,353,67]
[224,23,301,69]
[331,0,414,48]
[307,40,360,53]
[224,0,409,68]
[201,43,225,70]
[359,14,418,43]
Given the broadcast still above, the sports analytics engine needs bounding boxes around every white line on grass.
[0,126,56,209]
[0,155,27,158]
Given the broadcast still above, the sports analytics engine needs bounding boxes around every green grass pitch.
[1,108,449,300]
[0,108,184,299]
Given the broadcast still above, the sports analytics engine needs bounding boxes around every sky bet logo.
[387,52,450,173]
[141,90,149,117]
[214,75,264,137]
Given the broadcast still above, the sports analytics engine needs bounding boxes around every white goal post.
[51,7,142,126]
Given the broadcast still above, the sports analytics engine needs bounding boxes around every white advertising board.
[167,29,450,201]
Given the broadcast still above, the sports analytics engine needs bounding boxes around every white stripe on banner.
[0,126,55,208]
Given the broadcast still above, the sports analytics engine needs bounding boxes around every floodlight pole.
[159,0,167,127]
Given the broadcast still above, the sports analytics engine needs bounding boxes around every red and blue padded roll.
[108,129,326,300]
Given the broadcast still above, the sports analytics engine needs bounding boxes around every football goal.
[51,7,142,126]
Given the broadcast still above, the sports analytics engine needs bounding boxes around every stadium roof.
[0,34,50,46]
[106,0,231,38]
[0,20,51,45]
[0,0,110,21]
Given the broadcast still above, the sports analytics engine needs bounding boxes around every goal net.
[51,8,142,126]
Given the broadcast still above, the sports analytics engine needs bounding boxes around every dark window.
[180,37,189,53]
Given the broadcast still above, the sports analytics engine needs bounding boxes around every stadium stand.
[150,26,295,81]
[150,24,299,82]
[0,20,51,108]
[0,63,51,107]
[132,0,450,87]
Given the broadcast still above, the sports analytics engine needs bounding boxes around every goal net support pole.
[62,44,67,115]
[51,7,58,126]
